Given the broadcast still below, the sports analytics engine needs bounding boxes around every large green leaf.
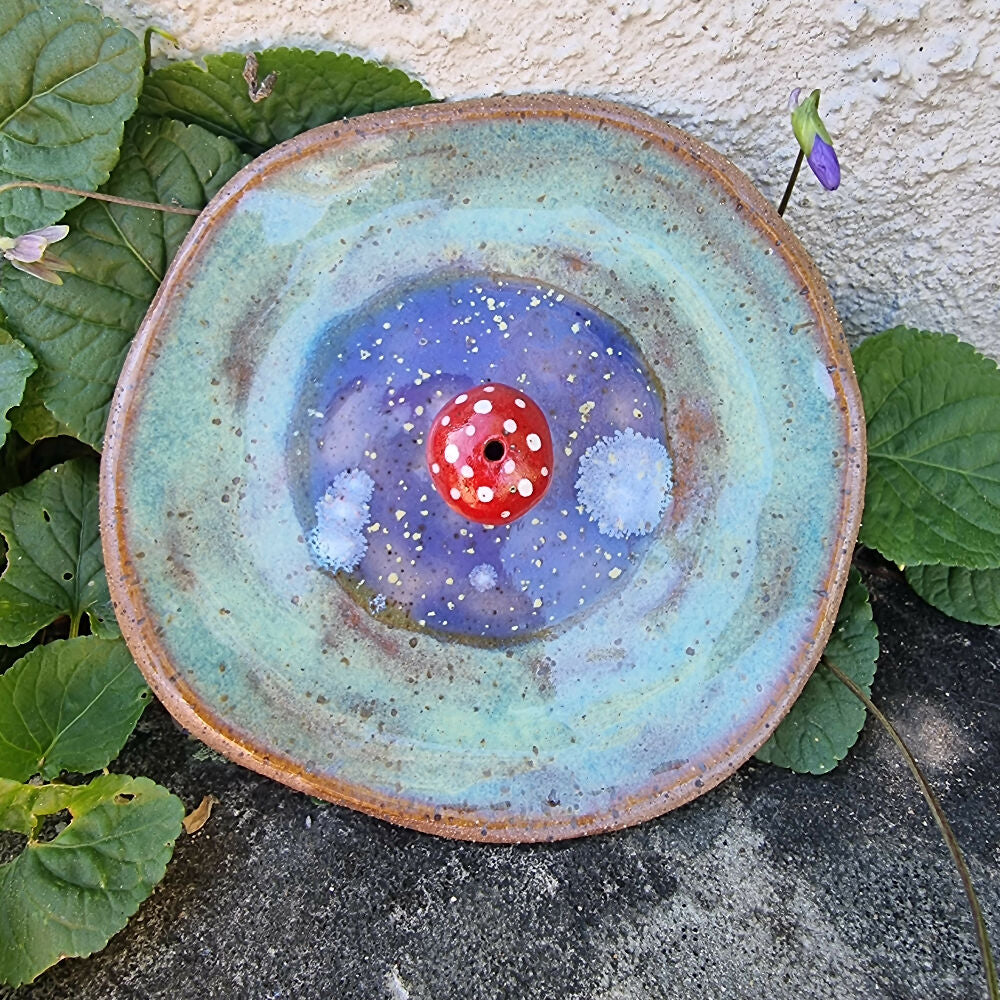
[0,328,35,449]
[904,564,1000,627]
[0,773,184,987]
[0,637,149,781]
[854,327,1000,569]
[755,569,879,773]
[0,0,144,234]
[0,457,116,643]
[0,116,248,447]
[138,48,434,155]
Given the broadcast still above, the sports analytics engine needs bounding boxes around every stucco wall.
[103,0,1000,359]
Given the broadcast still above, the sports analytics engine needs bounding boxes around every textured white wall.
[103,0,1000,358]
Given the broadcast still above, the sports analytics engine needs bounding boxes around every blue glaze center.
[297,274,672,641]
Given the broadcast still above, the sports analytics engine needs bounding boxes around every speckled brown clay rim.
[100,94,866,844]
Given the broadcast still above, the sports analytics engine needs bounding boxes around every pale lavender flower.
[0,224,75,284]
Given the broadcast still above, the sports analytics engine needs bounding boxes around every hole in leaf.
[33,810,71,844]
[56,771,90,787]
[113,793,136,804]
[483,439,505,462]
[62,572,73,581]
[42,509,51,523]
[0,831,28,863]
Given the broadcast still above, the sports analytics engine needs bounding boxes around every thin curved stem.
[0,181,200,217]
[143,27,155,75]
[143,26,179,75]
[824,655,998,1000]
[777,148,804,217]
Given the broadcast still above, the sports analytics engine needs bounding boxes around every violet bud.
[789,88,841,191]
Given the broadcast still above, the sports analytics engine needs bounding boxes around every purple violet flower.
[789,88,841,191]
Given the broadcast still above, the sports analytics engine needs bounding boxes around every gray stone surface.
[3,561,998,1000]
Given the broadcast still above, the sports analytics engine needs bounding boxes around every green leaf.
[0,328,35,449]
[0,777,71,835]
[0,773,184,987]
[755,568,879,773]
[0,0,144,234]
[0,637,149,781]
[904,564,1000,627]
[138,48,434,155]
[0,116,249,447]
[7,370,72,443]
[854,327,1000,569]
[0,457,116,643]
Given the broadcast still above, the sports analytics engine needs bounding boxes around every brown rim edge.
[100,94,866,844]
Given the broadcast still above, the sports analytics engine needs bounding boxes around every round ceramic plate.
[101,95,865,843]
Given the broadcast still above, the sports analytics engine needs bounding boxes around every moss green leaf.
[0,637,149,781]
[0,328,35,449]
[756,568,879,774]
[0,116,249,447]
[854,327,1000,569]
[138,48,434,155]
[904,564,1000,627]
[0,0,144,234]
[0,773,184,987]
[0,457,116,643]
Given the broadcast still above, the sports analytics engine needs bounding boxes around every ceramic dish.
[101,95,865,842]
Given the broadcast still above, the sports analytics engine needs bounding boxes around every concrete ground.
[3,560,998,1000]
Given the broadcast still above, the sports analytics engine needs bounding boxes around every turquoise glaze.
[102,96,864,842]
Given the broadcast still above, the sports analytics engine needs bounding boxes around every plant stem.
[0,182,200,217]
[824,655,999,1000]
[777,148,804,217]
[68,614,80,640]
[143,27,155,75]
[143,26,179,75]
